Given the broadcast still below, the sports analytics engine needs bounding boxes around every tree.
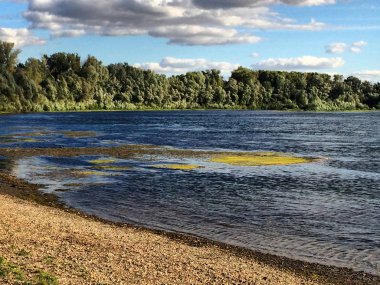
[45,52,81,78]
[0,41,19,73]
[0,40,379,112]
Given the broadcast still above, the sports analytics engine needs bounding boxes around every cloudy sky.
[0,0,379,81]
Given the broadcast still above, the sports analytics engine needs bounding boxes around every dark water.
[1,111,379,275]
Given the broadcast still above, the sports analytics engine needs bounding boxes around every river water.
[1,111,379,275]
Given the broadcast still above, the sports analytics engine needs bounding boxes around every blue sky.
[0,0,379,81]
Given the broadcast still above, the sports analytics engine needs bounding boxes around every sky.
[0,0,379,81]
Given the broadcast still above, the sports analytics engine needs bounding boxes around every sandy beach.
[0,193,326,285]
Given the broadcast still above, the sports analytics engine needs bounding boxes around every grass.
[0,257,59,285]
[209,152,313,166]
[153,164,203,171]
[0,256,25,281]
[17,249,29,257]
[33,271,58,285]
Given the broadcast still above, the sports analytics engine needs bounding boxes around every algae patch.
[74,170,110,176]
[21,138,40,143]
[153,164,203,171]
[89,158,118,164]
[94,165,131,171]
[62,131,97,138]
[0,136,41,144]
[210,152,313,166]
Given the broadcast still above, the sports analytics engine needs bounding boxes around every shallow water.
[1,111,379,275]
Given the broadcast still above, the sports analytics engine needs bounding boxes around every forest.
[0,41,379,112]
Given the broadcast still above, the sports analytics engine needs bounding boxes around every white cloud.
[252,55,344,70]
[349,41,368,53]
[0,27,45,47]
[352,40,367,47]
[192,0,336,9]
[281,0,336,6]
[0,0,27,2]
[251,52,260,58]
[348,47,360,53]
[352,70,380,83]
[135,57,240,76]
[326,41,368,54]
[149,26,261,45]
[20,0,331,46]
[326,42,347,54]
[242,17,326,30]
[51,29,86,39]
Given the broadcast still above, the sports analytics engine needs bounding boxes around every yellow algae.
[17,131,47,137]
[94,165,131,171]
[21,138,40,143]
[62,131,97,138]
[210,152,312,166]
[75,171,109,176]
[0,136,40,143]
[89,158,117,164]
[153,164,202,171]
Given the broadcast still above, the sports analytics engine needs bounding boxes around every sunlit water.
[1,111,379,275]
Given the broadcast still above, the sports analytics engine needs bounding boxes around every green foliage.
[17,249,30,257]
[0,41,20,73]
[0,256,25,281]
[33,271,59,285]
[0,40,379,113]
[1,256,59,285]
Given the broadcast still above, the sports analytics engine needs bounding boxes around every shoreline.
[1,109,379,117]
[0,172,379,284]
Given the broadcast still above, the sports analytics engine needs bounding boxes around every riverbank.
[0,173,379,285]
[0,186,319,285]
[1,109,379,117]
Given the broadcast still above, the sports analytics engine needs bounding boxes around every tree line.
[0,41,379,113]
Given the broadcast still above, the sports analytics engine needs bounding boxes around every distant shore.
[1,108,379,117]
[0,171,379,285]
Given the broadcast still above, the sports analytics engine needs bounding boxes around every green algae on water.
[73,170,110,176]
[89,158,118,164]
[62,131,98,138]
[209,152,313,166]
[93,165,131,171]
[152,164,203,171]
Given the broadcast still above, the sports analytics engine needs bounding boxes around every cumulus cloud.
[0,0,27,2]
[349,40,368,53]
[325,42,347,54]
[280,0,335,6]
[149,26,261,45]
[0,27,45,47]
[351,40,367,47]
[135,57,240,75]
[352,70,380,83]
[51,29,86,39]
[192,0,335,9]
[326,41,367,54]
[252,55,344,70]
[19,0,332,46]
